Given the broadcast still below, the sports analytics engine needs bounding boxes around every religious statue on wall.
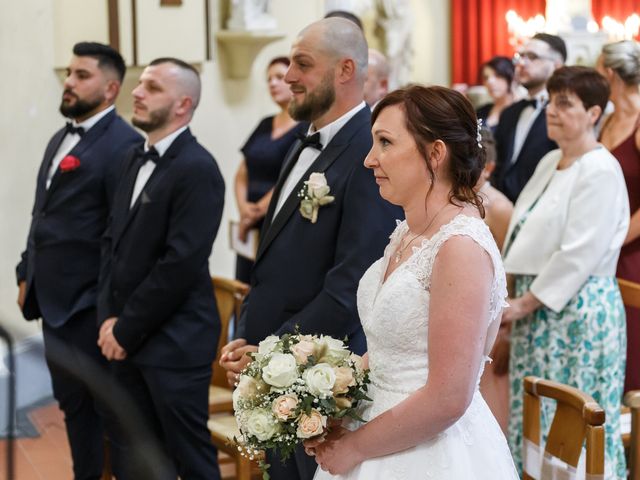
[227,0,277,31]
[376,0,413,90]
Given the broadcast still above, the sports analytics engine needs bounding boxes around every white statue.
[376,0,413,90]
[227,0,277,31]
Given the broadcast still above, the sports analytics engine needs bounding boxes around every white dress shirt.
[503,147,629,312]
[46,105,115,189]
[130,125,188,208]
[510,89,548,165]
[273,102,366,216]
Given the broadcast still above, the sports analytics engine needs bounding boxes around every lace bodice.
[357,215,508,408]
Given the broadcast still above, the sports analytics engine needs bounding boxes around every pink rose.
[332,366,356,394]
[272,394,299,421]
[296,409,326,439]
[291,339,316,365]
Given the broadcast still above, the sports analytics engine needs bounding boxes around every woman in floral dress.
[501,66,628,479]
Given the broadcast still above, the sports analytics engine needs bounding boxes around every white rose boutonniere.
[298,172,334,223]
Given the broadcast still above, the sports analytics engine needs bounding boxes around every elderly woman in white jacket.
[501,66,629,479]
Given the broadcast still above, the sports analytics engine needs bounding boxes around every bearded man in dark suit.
[221,17,401,480]
[97,57,224,480]
[16,42,142,479]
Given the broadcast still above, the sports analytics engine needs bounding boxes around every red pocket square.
[60,155,81,172]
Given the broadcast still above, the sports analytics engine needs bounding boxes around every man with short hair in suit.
[220,18,400,480]
[16,42,142,479]
[493,33,566,203]
[97,58,225,479]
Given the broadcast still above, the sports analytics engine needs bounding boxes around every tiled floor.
[0,402,248,480]
[0,402,72,480]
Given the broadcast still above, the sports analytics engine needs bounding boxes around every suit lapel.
[34,129,66,209]
[255,106,369,262]
[112,129,193,248]
[506,102,547,172]
[43,110,117,206]
[260,138,304,234]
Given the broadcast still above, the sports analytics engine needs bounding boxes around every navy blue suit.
[16,108,142,480]
[98,128,224,479]
[493,99,557,203]
[238,106,401,480]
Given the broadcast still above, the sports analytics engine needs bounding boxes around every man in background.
[493,33,566,202]
[16,42,141,479]
[364,48,390,109]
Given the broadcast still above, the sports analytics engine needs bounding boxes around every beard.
[288,71,335,122]
[59,91,104,118]
[131,105,172,132]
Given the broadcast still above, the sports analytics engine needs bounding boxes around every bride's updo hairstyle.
[371,84,486,215]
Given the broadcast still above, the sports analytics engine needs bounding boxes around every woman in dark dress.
[597,40,640,392]
[234,56,307,282]
[476,56,516,132]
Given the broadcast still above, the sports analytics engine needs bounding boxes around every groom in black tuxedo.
[16,42,141,479]
[97,58,224,479]
[221,17,400,480]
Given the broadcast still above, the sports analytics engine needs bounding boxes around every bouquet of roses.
[232,332,370,478]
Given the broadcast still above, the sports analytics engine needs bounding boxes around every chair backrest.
[626,390,640,480]
[522,376,605,479]
[618,278,640,309]
[211,276,249,389]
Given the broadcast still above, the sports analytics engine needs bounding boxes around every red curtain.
[592,0,640,44]
[451,0,640,86]
[592,0,640,26]
[451,0,546,86]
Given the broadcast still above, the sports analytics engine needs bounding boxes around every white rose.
[290,339,316,365]
[349,353,364,374]
[316,335,350,365]
[296,409,327,438]
[262,353,299,388]
[272,394,299,421]
[303,363,336,397]
[232,375,263,410]
[245,408,280,441]
[256,335,281,359]
[307,173,330,198]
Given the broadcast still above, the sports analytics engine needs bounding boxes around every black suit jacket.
[237,106,402,355]
[493,99,557,203]
[16,109,142,327]
[98,129,225,368]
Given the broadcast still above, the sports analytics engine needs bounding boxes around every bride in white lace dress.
[307,85,518,479]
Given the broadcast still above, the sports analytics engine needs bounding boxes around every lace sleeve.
[406,216,508,325]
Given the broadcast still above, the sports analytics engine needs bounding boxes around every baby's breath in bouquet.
[232,332,370,479]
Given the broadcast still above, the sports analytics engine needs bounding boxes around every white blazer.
[502,147,629,312]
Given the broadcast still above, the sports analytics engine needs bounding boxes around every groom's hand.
[219,338,257,386]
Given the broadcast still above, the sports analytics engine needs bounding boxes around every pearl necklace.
[393,203,450,264]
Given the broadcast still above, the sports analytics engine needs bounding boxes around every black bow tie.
[135,146,160,164]
[523,98,547,109]
[65,122,85,137]
[297,132,323,151]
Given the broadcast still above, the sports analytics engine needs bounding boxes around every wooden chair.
[522,376,605,479]
[618,278,640,309]
[210,276,249,414]
[208,277,261,479]
[618,277,640,478]
[625,390,640,480]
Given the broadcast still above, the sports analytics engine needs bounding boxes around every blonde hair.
[602,40,640,86]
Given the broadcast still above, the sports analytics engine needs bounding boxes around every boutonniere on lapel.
[59,155,81,173]
[297,172,334,223]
